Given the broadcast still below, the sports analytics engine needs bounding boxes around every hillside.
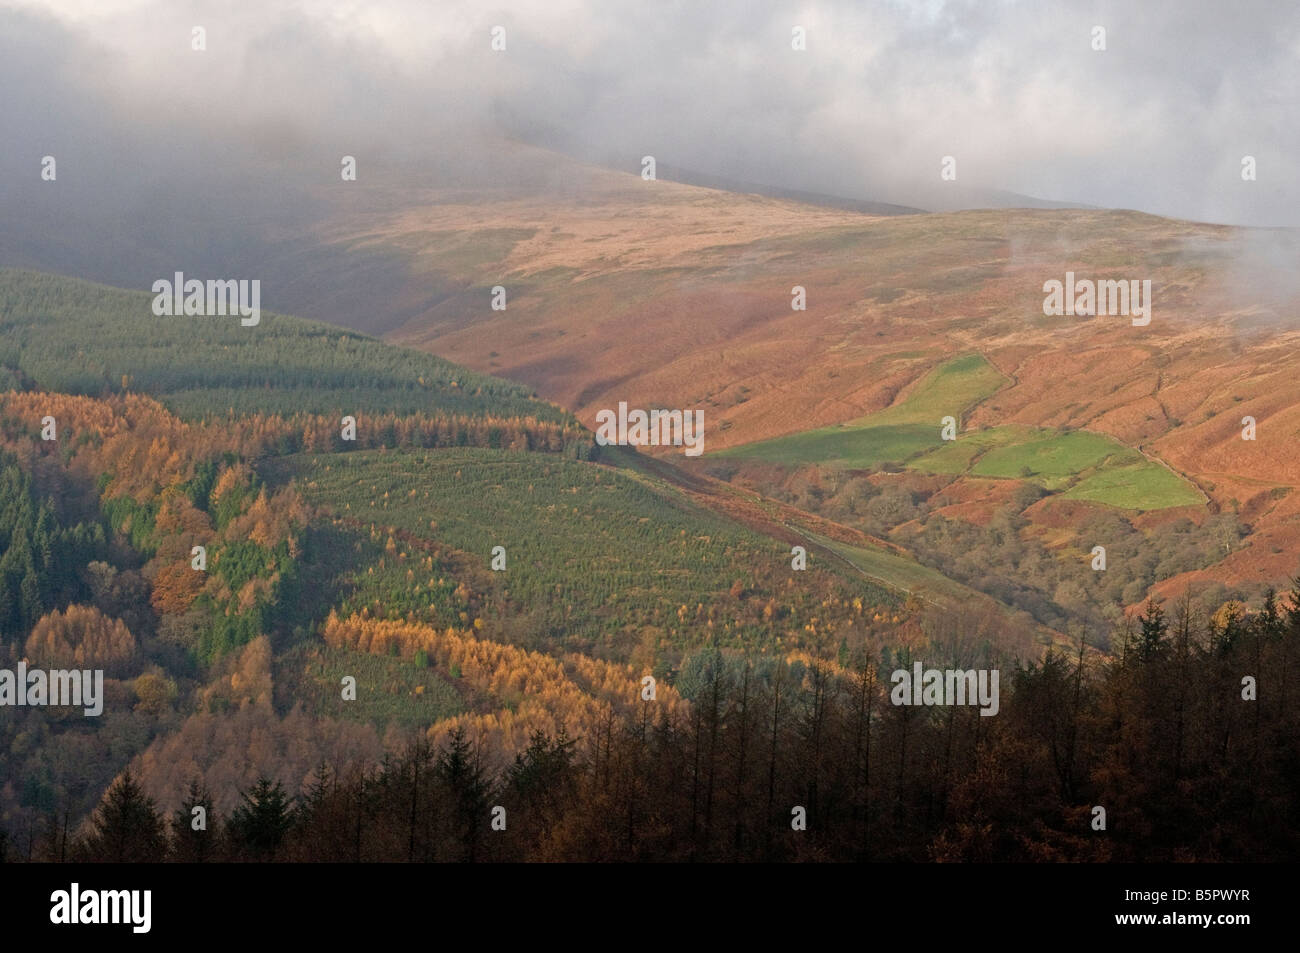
[0,268,568,423]
[0,202,1294,866]
[298,160,1297,612]
[0,269,943,831]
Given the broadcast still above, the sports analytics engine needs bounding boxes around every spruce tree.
[83,770,167,862]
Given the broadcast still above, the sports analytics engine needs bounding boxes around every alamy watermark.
[594,402,704,456]
[1042,271,1151,326]
[890,661,999,716]
[50,883,150,933]
[0,663,104,716]
[151,271,260,326]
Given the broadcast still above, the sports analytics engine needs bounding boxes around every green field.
[910,426,1022,474]
[849,353,1009,427]
[722,353,1008,467]
[970,430,1134,487]
[720,422,940,468]
[810,533,977,604]
[913,425,1203,508]
[721,352,1202,511]
[1060,461,1205,509]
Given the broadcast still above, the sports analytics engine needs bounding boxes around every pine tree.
[228,777,294,860]
[1213,601,1245,656]
[436,727,490,862]
[1137,599,1168,661]
[82,771,167,862]
[1284,576,1300,641]
[1257,588,1284,640]
[19,569,41,632]
[172,779,216,862]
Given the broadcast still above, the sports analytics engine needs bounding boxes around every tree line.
[12,585,1297,862]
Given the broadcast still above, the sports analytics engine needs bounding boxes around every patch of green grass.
[720,349,1203,512]
[851,353,1008,428]
[722,353,1008,466]
[917,425,1203,508]
[722,423,941,468]
[971,430,1138,489]
[1060,462,1204,510]
[911,426,1024,474]
[812,535,976,605]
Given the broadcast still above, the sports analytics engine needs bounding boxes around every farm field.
[719,353,1006,467]
[1061,461,1206,509]
[722,353,1202,512]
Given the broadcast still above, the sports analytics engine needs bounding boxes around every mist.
[1,0,1296,327]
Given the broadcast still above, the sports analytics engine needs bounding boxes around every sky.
[2,0,1297,226]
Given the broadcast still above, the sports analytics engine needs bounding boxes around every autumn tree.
[25,604,137,676]
[1136,599,1168,662]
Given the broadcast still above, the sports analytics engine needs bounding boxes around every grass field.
[848,353,1009,427]
[1060,461,1205,509]
[720,352,1202,511]
[910,426,1022,474]
[721,353,1007,467]
[970,430,1137,488]
[810,533,977,604]
[917,426,1203,508]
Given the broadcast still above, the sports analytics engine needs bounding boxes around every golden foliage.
[198,636,274,711]
[25,604,137,675]
[149,559,205,614]
[323,612,686,769]
[133,672,177,714]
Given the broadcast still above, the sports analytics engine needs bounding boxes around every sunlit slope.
[329,164,1298,583]
[265,447,905,658]
[721,353,1006,467]
[723,354,1204,512]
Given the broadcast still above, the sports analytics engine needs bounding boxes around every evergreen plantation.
[0,269,569,422]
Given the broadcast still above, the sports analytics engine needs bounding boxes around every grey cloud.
[1,0,1296,239]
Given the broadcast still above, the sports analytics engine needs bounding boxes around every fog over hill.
[2,0,1296,252]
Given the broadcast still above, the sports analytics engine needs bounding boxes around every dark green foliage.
[435,727,492,862]
[171,779,216,862]
[78,771,167,863]
[0,452,106,641]
[0,268,567,422]
[227,778,295,860]
[1137,599,1168,661]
